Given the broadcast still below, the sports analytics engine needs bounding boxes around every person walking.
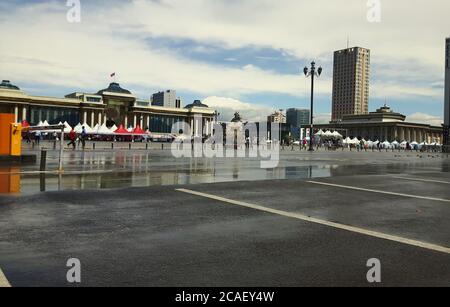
[80,126,87,150]
[67,128,77,150]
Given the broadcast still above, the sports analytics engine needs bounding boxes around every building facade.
[444,38,450,148]
[267,110,286,124]
[316,105,442,144]
[332,47,370,121]
[0,80,215,136]
[286,108,310,128]
[152,90,181,109]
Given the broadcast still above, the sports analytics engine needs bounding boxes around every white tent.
[74,123,83,133]
[97,123,114,135]
[332,131,343,139]
[57,121,72,133]
[323,130,333,138]
[63,121,72,132]
[76,123,94,134]
[315,129,324,136]
[37,120,50,129]
[382,140,391,148]
[109,125,118,133]
[343,137,351,144]
[91,124,100,134]
[350,137,360,145]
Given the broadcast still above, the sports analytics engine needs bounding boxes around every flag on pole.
[110,72,116,78]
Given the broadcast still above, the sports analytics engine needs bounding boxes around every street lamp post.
[303,61,322,151]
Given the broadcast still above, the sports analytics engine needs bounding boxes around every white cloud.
[0,0,447,110]
[203,96,273,122]
[406,113,443,126]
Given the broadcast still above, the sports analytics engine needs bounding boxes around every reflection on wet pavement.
[1,149,449,195]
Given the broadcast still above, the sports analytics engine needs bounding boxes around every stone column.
[147,116,150,130]
[22,106,27,123]
[125,116,128,128]
[83,111,87,124]
[91,112,95,126]
[14,106,19,123]
[133,115,137,128]
[140,115,144,128]
[98,113,102,125]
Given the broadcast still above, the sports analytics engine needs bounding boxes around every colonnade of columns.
[346,125,443,143]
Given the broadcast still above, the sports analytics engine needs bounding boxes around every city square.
[0,145,449,287]
[0,0,449,294]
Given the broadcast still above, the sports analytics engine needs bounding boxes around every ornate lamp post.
[303,61,322,151]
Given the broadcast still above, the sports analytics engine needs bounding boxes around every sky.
[0,0,448,125]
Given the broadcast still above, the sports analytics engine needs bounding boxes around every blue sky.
[0,0,448,124]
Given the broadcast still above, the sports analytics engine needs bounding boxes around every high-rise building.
[332,47,370,121]
[152,90,180,108]
[444,38,450,147]
[286,108,310,128]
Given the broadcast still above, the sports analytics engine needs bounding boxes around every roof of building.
[184,100,209,109]
[97,82,132,95]
[0,80,20,90]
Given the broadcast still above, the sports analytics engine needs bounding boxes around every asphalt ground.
[0,170,449,287]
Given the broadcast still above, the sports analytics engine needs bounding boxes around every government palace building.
[0,80,216,136]
[316,105,443,144]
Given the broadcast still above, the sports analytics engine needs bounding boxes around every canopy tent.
[382,140,391,148]
[57,121,72,133]
[332,131,343,139]
[74,123,94,134]
[37,121,48,127]
[81,123,94,134]
[391,140,400,146]
[91,124,100,134]
[315,130,324,136]
[323,130,333,138]
[74,123,83,133]
[343,137,352,144]
[127,126,134,133]
[97,123,114,135]
[110,125,118,133]
[133,125,146,135]
[115,124,129,134]
[349,137,360,145]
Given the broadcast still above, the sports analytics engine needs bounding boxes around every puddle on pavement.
[1,151,449,195]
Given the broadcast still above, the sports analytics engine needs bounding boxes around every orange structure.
[0,113,22,156]
[0,167,20,194]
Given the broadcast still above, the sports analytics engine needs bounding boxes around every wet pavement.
[0,142,449,287]
[0,141,449,195]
